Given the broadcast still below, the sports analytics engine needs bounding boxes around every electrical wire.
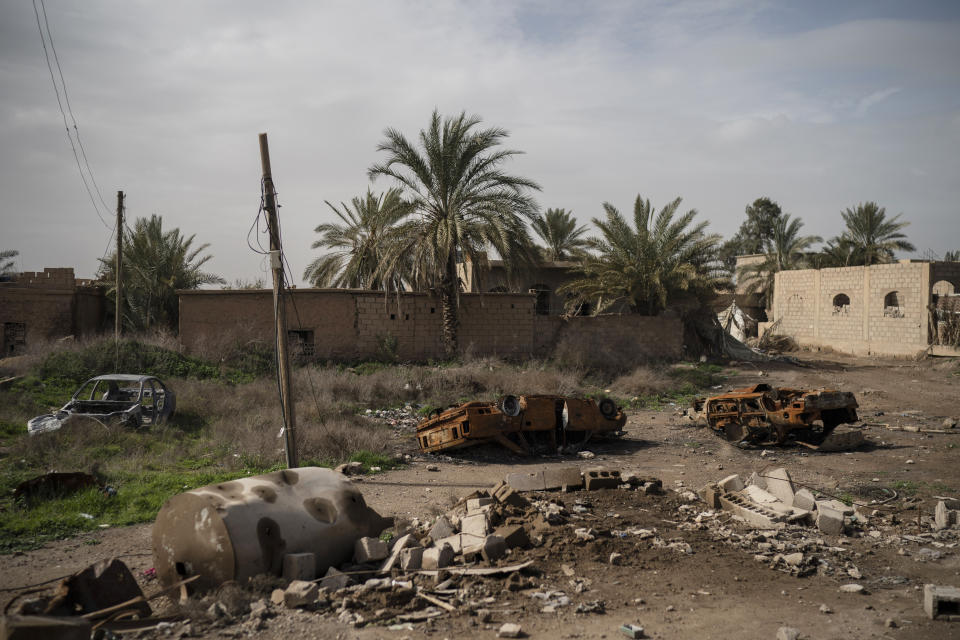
[31,0,112,229]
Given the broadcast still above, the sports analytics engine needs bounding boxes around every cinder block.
[494,524,530,549]
[698,483,721,509]
[354,536,389,563]
[764,468,795,504]
[422,543,454,570]
[283,580,319,608]
[480,535,507,562]
[584,468,621,490]
[718,474,745,493]
[816,504,845,535]
[282,552,316,581]
[461,512,490,537]
[505,471,546,492]
[924,584,960,620]
[543,466,583,490]
[400,547,424,572]
[379,533,417,573]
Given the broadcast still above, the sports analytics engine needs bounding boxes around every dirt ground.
[2,352,959,639]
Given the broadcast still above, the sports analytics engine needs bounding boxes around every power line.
[32,0,112,229]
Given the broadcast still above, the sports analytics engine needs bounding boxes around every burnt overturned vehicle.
[27,374,176,435]
[691,384,859,448]
[416,395,627,454]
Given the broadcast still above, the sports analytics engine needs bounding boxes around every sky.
[1,0,958,283]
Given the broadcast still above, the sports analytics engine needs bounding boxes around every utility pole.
[258,133,298,468]
[115,190,124,345]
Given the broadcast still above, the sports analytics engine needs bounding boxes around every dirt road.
[2,353,959,639]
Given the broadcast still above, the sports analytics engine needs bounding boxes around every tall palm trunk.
[439,251,459,357]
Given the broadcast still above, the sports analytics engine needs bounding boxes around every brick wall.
[771,261,939,357]
[536,314,683,359]
[178,289,682,361]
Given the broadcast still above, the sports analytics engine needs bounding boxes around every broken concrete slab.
[354,536,389,563]
[481,535,507,562]
[816,499,854,516]
[422,543,454,570]
[429,515,456,540]
[506,471,546,492]
[283,580,319,608]
[924,584,960,620]
[461,512,490,537]
[318,567,353,591]
[492,483,531,509]
[747,472,766,490]
[763,468,795,504]
[379,533,417,573]
[698,483,721,509]
[543,467,583,491]
[467,497,494,511]
[718,474,745,493]
[817,428,865,452]
[742,485,794,515]
[584,468,621,490]
[0,615,91,640]
[816,504,845,536]
[793,488,816,511]
[935,501,957,530]
[497,622,523,638]
[494,524,530,549]
[436,533,484,555]
[718,492,786,529]
[776,628,800,640]
[400,547,424,572]
[282,552,316,581]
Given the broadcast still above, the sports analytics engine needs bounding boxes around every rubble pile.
[363,405,421,434]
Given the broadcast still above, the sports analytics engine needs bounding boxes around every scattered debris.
[416,395,626,454]
[690,384,860,447]
[620,622,646,639]
[27,374,176,435]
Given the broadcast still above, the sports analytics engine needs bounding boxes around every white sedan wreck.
[27,374,176,436]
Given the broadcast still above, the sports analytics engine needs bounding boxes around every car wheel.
[498,395,521,417]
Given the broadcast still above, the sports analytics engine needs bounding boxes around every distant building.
[457,255,587,315]
[0,268,106,355]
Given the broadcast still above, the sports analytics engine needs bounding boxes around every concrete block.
[437,533,483,554]
[584,468,621,490]
[400,547,424,572]
[718,474,744,493]
[429,515,456,540]
[461,512,490,537]
[924,584,960,620]
[505,471,546,492]
[0,615,91,640]
[481,535,507,562]
[319,567,353,591]
[817,429,865,452]
[283,580,319,608]
[379,533,417,573]
[494,524,530,549]
[543,466,583,490]
[747,472,767,489]
[816,499,854,516]
[934,501,956,530]
[282,552,316,581]
[493,483,531,509]
[497,622,522,638]
[816,505,845,536]
[764,468,795,504]
[422,543,455,570]
[467,497,494,511]
[354,536,389,563]
[718,492,786,529]
[793,488,816,511]
[698,483,721,509]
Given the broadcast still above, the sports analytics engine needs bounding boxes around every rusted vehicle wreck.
[416,395,626,454]
[691,384,859,448]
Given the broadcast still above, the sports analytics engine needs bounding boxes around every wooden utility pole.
[115,191,124,343]
[258,133,298,468]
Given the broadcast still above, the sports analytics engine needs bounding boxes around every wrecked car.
[691,383,858,447]
[27,374,176,436]
[416,395,626,454]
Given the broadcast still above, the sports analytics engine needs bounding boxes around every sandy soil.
[2,352,959,639]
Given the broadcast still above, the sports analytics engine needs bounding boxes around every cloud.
[855,87,902,117]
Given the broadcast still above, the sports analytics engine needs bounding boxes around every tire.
[499,395,521,417]
[598,397,617,419]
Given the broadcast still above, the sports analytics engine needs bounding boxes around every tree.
[98,214,224,332]
[531,208,589,261]
[839,202,914,265]
[558,194,724,316]
[302,188,412,289]
[368,110,541,356]
[810,236,856,269]
[718,197,784,272]
[943,250,959,262]
[0,249,18,275]
[739,214,821,308]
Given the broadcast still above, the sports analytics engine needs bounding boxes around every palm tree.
[303,188,412,290]
[840,202,914,265]
[810,236,856,269]
[943,250,959,262]
[531,208,589,261]
[558,195,724,316]
[0,249,18,275]
[739,214,821,308]
[368,110,541,356]
[98,214,224,332]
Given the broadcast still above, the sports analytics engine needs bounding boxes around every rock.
[497,622,523,638]
[335,461,364,475]
[461,512,490,537]
[944,418,957,429]
[270,589,285,606]
[282,552,316,581]
[924,584,960,620]
[319,567,353,590]
[620,623,645,639]
[718,474,744,493]
[495,524,530,549]
[283,580,318,608]
[481,535,507,562]
[422,543,454,570]
[783,553,804,567]
[793,488,816,511]
[816,505,845,536]
[430,515,456,540]
[905,459,914,465]
[609,552,624,565]
[426,464,440,472]
[577,451,595,460]
[776,627,801,640]
[934,501,955,530]
[839,584,865,594]
[819,604,832,614]
[354,536,389,563]
[885,618,897,628]
[764,468,795,504]
[400,547,424,572]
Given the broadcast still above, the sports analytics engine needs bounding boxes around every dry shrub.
[298,416,393,462]
[609,366,674,397]
[552,330,662,378]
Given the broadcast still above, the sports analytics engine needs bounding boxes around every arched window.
[530,284,551,315]
[932,280,955,297]
[832,293,850,316]
[883,291,904,318]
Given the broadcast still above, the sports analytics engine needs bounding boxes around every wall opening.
[932,280,956,298]
[3,322,25,355]
[287,329,315,357]
[883,291,904,318]
[530,283,550,315]
[831,293,850,316]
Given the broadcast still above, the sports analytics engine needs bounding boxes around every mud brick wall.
[771,261,938,357]
[179,289,680,361]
